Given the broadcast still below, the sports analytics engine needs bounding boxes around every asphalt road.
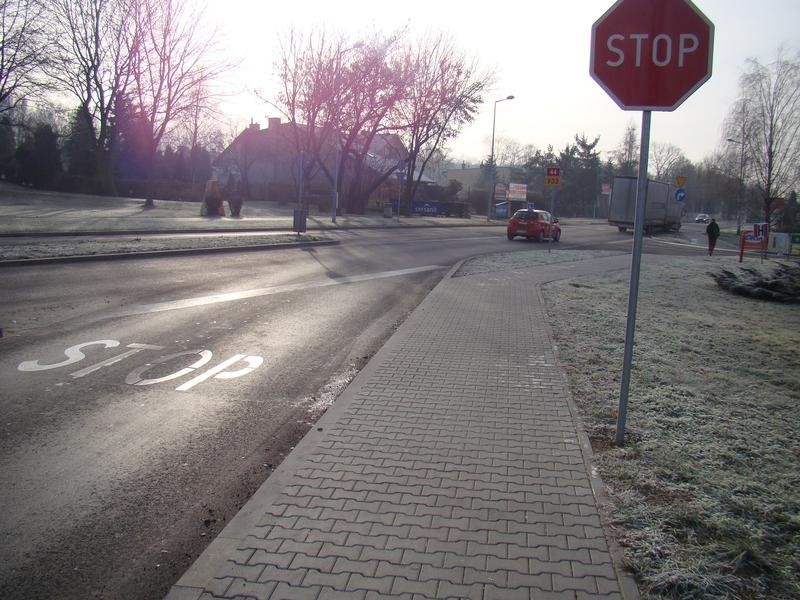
[0,223,713,599]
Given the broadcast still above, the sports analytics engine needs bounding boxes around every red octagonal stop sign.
[591,0,714,111]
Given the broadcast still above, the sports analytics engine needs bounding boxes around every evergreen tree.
[779,191,798,231]
[477,156,497,216]
[64,105,98,184]
[16,124,62,188]
[174,150,188,183]
[190,144,211,184]
[113,99,152,181]
[574,134,601,217]
[522,145,557,192]
[0,117,16,179]
[156,145,176,181]
[556,143,578,216]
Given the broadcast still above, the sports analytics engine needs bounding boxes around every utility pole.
[487,95,514,221]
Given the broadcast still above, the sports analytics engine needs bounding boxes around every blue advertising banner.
[412,201,446,216]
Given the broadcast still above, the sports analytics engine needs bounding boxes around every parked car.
[695,213,711,223]
[507,209,561,242]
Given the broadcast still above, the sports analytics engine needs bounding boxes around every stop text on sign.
[17,339,263,392]
[590,0,714,111]
[605,33,699,68]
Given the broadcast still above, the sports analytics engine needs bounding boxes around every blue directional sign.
[676,188,687,203]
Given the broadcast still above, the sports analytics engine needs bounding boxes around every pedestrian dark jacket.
[706,221,720,238]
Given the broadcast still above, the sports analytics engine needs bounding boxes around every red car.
[507,209,561,242]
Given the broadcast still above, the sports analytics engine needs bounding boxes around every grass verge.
[0,233,326,260]
[542,256,800,599]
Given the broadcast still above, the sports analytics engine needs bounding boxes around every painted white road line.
[18,341,265,391]
[648,237,739,253]
[18,340,121,372]
[70,343,164,378]
[422,236,500,243]
[125,350,214,386]
[111,265,448,317]
[175,354,263,391]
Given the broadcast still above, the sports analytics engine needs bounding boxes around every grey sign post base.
[616,110,651,446]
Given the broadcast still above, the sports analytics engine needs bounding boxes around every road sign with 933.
[545,167,561,186]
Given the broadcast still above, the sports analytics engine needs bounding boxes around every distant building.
[215,118,423,210]
[214,118,316,203]
[440,166,515,201]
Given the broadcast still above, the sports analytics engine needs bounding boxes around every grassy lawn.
[0,233,326,260]
[542,256,800,599]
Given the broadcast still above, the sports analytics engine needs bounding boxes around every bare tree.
[168,84,227,154]
[276,27,409,212]
[394,33,491,204]
[494,138,536,168]
[721,101,751,230]
[727,49,800,222]
[164,83,230,187]
[48,0,135,194]
[127,0,227,193]
[611,120,638,176]
[275,27,495,212]
[650,142,689,181]
[275,28,356,203]
[0,0,48,113]
[337,30,409,212]
[693,152,749,218]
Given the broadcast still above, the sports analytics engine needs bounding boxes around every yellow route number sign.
[545,167,561,187]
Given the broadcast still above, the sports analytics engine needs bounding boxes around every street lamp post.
[487,95,514,221]
[726,136,745,235]
[396,160,404,223]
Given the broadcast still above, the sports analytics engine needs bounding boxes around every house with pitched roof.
[215,118,427,212]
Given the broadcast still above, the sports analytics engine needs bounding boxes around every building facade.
[214,118,411,211]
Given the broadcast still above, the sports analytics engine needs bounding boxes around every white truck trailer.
[608,175,683,233]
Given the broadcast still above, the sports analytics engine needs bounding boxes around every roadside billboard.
[508,183,527,200]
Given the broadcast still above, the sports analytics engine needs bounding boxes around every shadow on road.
[301,246,346,280]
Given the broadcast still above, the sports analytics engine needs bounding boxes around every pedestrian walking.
[706,218,720,256]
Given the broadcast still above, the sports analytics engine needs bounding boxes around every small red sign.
[739,223,769,262]
[546,167,560,177]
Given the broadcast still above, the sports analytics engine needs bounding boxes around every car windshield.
[513,210,535,219]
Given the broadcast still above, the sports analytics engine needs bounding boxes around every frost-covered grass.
[454,248,625,276]
[0,183,491,234]
[542,256,800,599]
[0,233,324,260]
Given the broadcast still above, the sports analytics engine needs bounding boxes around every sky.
[200,0,800,165]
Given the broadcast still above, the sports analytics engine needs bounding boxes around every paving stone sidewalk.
[166,253,638,600]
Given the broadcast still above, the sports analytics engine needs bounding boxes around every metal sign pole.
[616,109,651,446]
[299,150,305,210]
[549,187,556,254]
[331,143,339,223]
